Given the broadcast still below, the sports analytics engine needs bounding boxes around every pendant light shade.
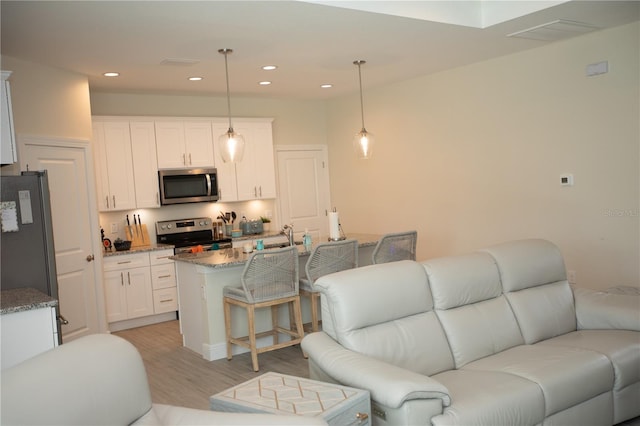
[218,48,245,163]
[353,60,374,160]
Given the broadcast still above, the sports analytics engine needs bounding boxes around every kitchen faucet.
[281,224,294,246]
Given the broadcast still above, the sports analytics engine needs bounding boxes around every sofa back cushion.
[315,260,454,376]
[1,334,152,425]
[481,239,576,344]
[423,252,524,368]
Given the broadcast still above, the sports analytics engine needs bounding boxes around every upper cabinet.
[155,120,214,169]
[212,119,276,202]
[235,120,276,200]
[92,121,137,212]
[129,121,160,208]
[1,71,17,165]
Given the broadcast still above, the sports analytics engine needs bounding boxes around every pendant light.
[218,48,245,163]
[353,60,374,160]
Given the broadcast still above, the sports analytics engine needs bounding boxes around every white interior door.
[276,146,330,241]
[22,137,105,341]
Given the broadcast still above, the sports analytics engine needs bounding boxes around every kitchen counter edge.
[1,288,58,315]
[170,234,380,269]
[102,244,174,257]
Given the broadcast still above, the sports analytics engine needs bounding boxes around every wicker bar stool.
[299,239,358,332]
[223,246,304,372]
[371,230,417,264]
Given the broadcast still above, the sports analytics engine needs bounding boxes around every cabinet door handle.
[58,315,69,325]
[189,153,192,165]
[117,260,132,264]
[127,271,131,285]
[159,298,174,303]
[259,186,262,197]
[182,153,186,165]
[112,195,116,208]
[254,186,257,197]
[157,274,171,279]
[120,272,124,286]
[106,196,110,208]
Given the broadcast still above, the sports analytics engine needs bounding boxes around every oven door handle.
[205,173,212,196]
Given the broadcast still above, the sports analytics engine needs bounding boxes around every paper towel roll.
[329,212,340,240]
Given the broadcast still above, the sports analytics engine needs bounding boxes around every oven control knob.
[199,221,204,226]
[160,225,165,230]
[167,224,172,229]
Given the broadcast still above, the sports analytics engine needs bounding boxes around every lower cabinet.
[103,249,177,325]
[1,307,58,370]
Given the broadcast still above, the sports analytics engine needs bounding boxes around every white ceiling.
[1,1,638,100]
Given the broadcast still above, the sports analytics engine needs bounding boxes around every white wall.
[0,55,92,175]
[325,22,640,291]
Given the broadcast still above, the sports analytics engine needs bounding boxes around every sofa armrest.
[573,287,640,331]
[301,332,451,409]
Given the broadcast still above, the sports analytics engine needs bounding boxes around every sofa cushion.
[505,281,577,344]
[481,239,577,344]
[423,252,502,310]
[463,344,613,417]
[1,334,152,426]
[423,252,524,367]
[431,369,545,426]
[316,260,454,376]
[538,329,640,423]
[480,239,566,293]
[435,297,524,368]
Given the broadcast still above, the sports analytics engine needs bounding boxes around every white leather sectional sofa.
[301,239,640,426]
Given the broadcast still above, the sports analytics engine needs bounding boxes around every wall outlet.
[567,270,576,284]
[110,223,118,233]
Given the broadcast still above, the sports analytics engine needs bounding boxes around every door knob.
[86,254,95,262]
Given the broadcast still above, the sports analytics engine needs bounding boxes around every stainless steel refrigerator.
[1,170,63,343]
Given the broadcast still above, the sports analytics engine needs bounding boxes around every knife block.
[125,224,150,247]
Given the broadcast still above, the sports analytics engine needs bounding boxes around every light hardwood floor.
[114,320,310,410]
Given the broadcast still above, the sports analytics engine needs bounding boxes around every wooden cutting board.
[125,224,150,247]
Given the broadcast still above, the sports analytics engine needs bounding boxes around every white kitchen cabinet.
[150,249,178,313]
[212,119,275,201]
[1,71,17,165]
[92,121,137,211]
[155,120,215,169]
[130,121,160,208]
[1,307,58,370]
[103,253,154,323]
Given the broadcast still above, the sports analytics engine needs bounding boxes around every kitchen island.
[171,233,380,361]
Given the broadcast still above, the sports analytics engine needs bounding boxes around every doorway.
[21,136,106,341]
[276,145,330,242]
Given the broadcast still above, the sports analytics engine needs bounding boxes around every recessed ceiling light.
[320,84,333,89]
[259,81,272,86]
[188,77,203,81]
[262,65,277,71]
[103,72,120,77]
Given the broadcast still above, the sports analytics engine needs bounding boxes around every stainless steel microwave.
[158,168,219,205]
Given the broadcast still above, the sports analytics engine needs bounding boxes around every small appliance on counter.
[156,217,231,254]
[240,218,263,235]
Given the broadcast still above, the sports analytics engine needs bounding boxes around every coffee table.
[210,372,370,425]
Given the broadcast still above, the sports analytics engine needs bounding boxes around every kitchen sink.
[263,241,302,249]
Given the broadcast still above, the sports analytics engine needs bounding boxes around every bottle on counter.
[303,228,312,249]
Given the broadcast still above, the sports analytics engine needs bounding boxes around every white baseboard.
[108,311,177,332]
[202,335,295,361]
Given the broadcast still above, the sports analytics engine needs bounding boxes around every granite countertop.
[103,243,174,257]
[1,288,58,315]
[230,230,286,242]
[171,233,380,269]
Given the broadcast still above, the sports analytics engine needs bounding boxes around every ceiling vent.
[507,19,599,42]
[160,58,200,66]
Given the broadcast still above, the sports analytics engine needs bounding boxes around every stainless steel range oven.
[156,217,231,254]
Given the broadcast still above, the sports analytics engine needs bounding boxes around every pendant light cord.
[220,48,234,131]
[355,60,366,131]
